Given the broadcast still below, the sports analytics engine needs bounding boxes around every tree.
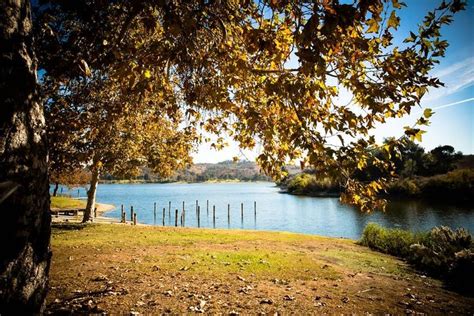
[0,0,50,312]
[50,168,90,196]
[34,0,465,214]
[423,145,463,176]
[43,72,194,222]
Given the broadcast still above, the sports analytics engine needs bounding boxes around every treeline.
[280,140,474,201]
[101,160,272,183]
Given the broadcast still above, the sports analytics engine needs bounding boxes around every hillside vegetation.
[280,142,474,202]
[101,160,280,183]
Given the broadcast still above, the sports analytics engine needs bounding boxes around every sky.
[193,1,474,163]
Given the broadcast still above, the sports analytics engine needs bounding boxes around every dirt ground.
[45,223,473,315]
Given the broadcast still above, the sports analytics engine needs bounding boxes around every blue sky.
[194,1,473,163]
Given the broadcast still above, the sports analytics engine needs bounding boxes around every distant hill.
[102,160,280,183]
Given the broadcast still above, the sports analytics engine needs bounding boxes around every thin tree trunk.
[0,0,51,313]
[53,182,59,197]
[83,167,100,223]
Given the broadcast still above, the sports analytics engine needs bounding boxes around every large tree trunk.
[52,182,59,197]
[0,0,51,313]
[83,167,99,223]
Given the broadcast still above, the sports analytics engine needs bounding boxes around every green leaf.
[423,108,434,118]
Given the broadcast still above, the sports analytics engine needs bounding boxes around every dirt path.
[45,224,473,314]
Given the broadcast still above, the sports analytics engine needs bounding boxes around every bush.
[387,179,420,196]
[409,226,473,291]
[360,223,473,293]
[359,223,424,257]
[285,173,340,195]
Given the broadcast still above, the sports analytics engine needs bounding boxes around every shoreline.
[98,179,273,185]
[95,202,115,216]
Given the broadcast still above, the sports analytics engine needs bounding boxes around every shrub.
[409,226,473,291]
[359,223,473,293]
[359,223,423,257]
[285,173,340,195]
[387,179,420,196]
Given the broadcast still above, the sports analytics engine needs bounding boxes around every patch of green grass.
[139,249,340,280]
[322,248,410,276]
[51,196,86,209]
[51,224,333,249]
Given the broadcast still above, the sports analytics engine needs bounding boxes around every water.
[58,182,474,239]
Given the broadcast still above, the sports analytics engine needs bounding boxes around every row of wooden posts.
[119,200,257,227]
[120,205,137,225]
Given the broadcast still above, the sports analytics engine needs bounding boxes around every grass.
[50,196,86,209]
[46,223,474,314]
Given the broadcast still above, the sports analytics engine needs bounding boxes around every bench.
[50,208,85,216]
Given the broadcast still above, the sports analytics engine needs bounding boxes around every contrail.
[431,97,474,110]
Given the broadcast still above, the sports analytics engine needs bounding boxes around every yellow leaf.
[387,11,400,29]
[144,70,152,79]
[367,19,379,34]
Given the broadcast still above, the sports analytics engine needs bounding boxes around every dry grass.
[50,196,86,209]
[46,223,474,314]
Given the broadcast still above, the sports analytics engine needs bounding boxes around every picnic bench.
[50,208,85,216]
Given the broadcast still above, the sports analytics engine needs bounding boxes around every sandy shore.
[95,202,115,216]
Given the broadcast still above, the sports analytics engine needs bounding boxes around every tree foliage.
[34,0,466,212]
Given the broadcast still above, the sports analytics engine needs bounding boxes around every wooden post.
[131,206,134,222]
[206,200,209,216]
[180,212,183,227]
[182,201,185,226]
[175,209,178,227]
[197,205,200,228]
[121,204,124,223]
[133,213,137,225]
[195,200,198,215]
[162,208,165,226]
[213,205,216,228]
[183,209,185,227]
[154,202,157,223]
[77,189,80,197]
[94,207,97,218]
[254,201,257,220]
[241,203,244,222]
[227,204,230,226]
[168,201,171,218]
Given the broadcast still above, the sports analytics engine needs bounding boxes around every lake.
[60,182,474,239]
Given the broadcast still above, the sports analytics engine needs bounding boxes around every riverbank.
[279,168,474,202]
[45,223,473,314]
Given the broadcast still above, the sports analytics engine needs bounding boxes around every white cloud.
[424,56,474,102]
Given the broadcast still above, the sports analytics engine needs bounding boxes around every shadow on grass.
[52,222,88,231]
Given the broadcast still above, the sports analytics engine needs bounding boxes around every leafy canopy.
[34,0,465,211]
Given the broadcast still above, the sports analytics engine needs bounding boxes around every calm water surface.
[63,182,473,239]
